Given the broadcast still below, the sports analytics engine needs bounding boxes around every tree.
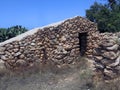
[0,28,7,42]
[7,25,28,38]
[86,0,120,32]
[0,25,28,42]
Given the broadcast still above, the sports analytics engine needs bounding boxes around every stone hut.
[0,16,98,70]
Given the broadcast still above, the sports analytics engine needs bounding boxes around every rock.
[101,59,113,66]
[57,46,64,52]
[16,59,27,67]
[30,47,36,51]
[116,51,120,56]
[11,52,15,55]
[102,51,117,60]
[51,35,56,39]
[6,44,13,50]
[94,43,99,48]
[93,48,101,55]
[14,52,21,56]
[94,56,103,60]
[63,50,68,54]
[100,41,114,47]
[37,42,42,45]
[64,44,72,51]
[60,36,66,41]
[19,54,25,59]
[115,66,120,71]
[116,38,120,45]
[88,49,93,53]
[0,47,5,52]
[8,55,14,59]
[109,55,120,67]
[0,52,5,55]
[73,45,80,48]
[94,63,104,69]
[31,43,36,46]
[68,24,72,27]
[104,69,117,78]
[14,45,19,48]
[106,66,112,69]
[7,59,16,65]
[13,48,19,52]
[1,56,7,60]
[87,55,93,58]
[55,54,67,60]
[106,44,119,51]
[5,51,11,56]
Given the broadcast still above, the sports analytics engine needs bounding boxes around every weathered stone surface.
[93,48,101,55]
[0,46,5,52]
[19,54,25,59]
[101,59,112,66]
[14,52,21,57]
[63,44,72,51]
[31,43,36,46]
[16,59,27,67]
[95,63,104,69]
[0,51,5,55]
[60,36,66,41]
[94,56,103,60]
[109,56,120,67]
[106,44,119,51]
[115,66,120,71]
[13,48,19,52]
[102,51,117,60]
[1,56,7,60]
[100,42,114,47]
[104,69,117,78]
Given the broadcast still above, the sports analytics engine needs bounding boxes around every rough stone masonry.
[92,33,120,80]
[0,16,99,70]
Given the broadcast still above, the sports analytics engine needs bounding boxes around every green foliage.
[0,25,28,42]
[86,0,120,32]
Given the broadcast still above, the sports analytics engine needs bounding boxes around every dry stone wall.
[0,16,98,70]
[92,33,120,80]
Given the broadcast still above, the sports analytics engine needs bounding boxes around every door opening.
[79,32,87,56]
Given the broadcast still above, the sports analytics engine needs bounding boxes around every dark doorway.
[79,32,87,56]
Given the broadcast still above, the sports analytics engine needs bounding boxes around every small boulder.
[94,56,103,60]
[1,56,7,61]
[0,47,6,52]
[109,56,120,67]
[16,59,27,67]
[106,44,119,51]
[102,51,117,60]
[104,69,117,78]
[14,52,21,56]
[94,63,104,70]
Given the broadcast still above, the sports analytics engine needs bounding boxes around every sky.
[0,0,107,29]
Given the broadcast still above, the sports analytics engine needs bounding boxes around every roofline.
[0,16,87,46]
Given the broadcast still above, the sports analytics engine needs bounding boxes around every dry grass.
[0,57,120,90]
